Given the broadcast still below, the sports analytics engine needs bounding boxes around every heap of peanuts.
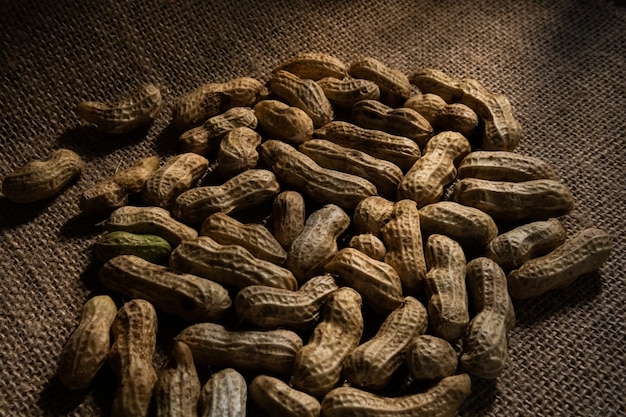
[2,53,613,416]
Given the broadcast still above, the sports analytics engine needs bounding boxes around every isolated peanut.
[425,234,469,341]
[76,84,163,134]
[406,335,458,380]
[410,68,522,151]
[321,373,472,417]
[155,341,200,417]
[348,57,411,105]
[200,212,286,265]
[217,126,262,178]
[235,274,338,330]
[343,297,428,390]
[142,153,208,209]
[458,151,558,182]
[170,236,297,290]
[2,148,83,203]
[95,231,172,264]
[317,77,380,110]
[198,368,247,417]
[176,323,303,375]
[292,287,364,397]
[57,295,117,390]
[172,77,267,130]
[508,227,613,299]
[100,255,231,322]
[404,93,478,137]
[108,299,158,417]
[353,195,394,237]
[260,139,376,210]
[273,52,348,80]
[250,375,321,417]
[272,190,306,249]
[172,169,281,223]
[254,99,314,145]
[348,234,386,261]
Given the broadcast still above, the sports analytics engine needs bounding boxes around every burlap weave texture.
[0,0,624,416]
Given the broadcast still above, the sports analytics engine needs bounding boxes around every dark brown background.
[1,0,625,416]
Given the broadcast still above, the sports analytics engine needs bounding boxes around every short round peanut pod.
[404,93,447,124]
[348,234,386,261]
[406,335,458,380]
[353,196,394,237]
[199,368,247,417]
[217,126,262,178]
[254,99,314,145]
[272,190,306,249]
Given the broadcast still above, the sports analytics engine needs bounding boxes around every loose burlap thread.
[1,0,625,416]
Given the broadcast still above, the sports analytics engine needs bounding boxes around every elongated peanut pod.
[155,341,201,417]
[406,335,458,380]
[348,57,411,105]
[250,375,321,417]
[458,151,558,182]
[273,52,347,80]
[317,77,380,110]
[272,190,306,249]
[198,368,247,417]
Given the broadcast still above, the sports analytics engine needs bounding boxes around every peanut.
[110,155,161,194]
[292,287,364,397]
[95,231,172,264]
[299,138,403,198]
[200,212,287,265]
[458,150,558,182]
[172,77,267,130]
[176,322,303,375]
[57,295,117,390]
[353,195,394,237]
[453,178,575,221]
[348,57,411,105]
[76,84,162,134]
[259,139,376,210]
[316,121,421,171]
[198,368,247,417]
[142,153,209,209]
[179,106,258,155]
[508,227,613,299]
[425,234,469,341]
[486,218,567,271]
[250,375,321,417]
[104,205,198,247]
[352,99,433,147]
[270,70,334,126]
[2,148,83,203]
[273,52,347,80]
[317,77,381,110]
[325,247,403,313]
[272,190,306,249]
[254,99,314,145]
[348,234,386,261]
[108,299,158,417]
[381,199,427,294]
[409,68,522,151]
[235,274,338,330]
[404,93,478,137]
[217,126,262,178]
[99,255,232,322]
[172,169,281,223]
[406,335,458,380]
[169,236,297,290]
[343,296,428,390]
[155,341,201,417]
[320,373,472,417]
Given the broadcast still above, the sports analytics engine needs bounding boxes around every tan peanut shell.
[353,196,394,237]
[2,148,83,203]
[273,52,347,80]
[111,155,161,193]
[172,169,281,223]
[458,151,558,182]
[108,299,158,417]
[99,254,232,322]
[317,77,381,109]
[105,205,198,247]
[292,287,364,397]
[349,234,386,261]
[352,99,433,147]
[287,204,350,281]
[198,368,247,417]
[95,231,172,264]
[172,77,267,130]
[299,138,403,197]
[155,341,201,417]
[270,70,334,127]
[142,153,209,209]
[235,274,338,330]
[404,93,446,124]
[409,68,522,151]
[325,248,404,313]
[453,178,575,221]
[254,99,314,145]
[321,373,472,417]
[200,212,287,265]
[343,297,429,390]
[316,121,421,171]
[486,218,567,271]
[76,84,162,134]
[508,227,613,299]
[272,190,306,249]
[348,57,411,105]
[250,374,321,417]
[405,94,479,137]
[176,323,303,375]
[406,335,458,380]
[57,295,117,390]
[260,139,376,210]
[170,236,297,290]
[425,234,469,341]
[217,126,262,178]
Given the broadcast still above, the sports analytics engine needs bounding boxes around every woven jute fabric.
[1,0,624,415]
